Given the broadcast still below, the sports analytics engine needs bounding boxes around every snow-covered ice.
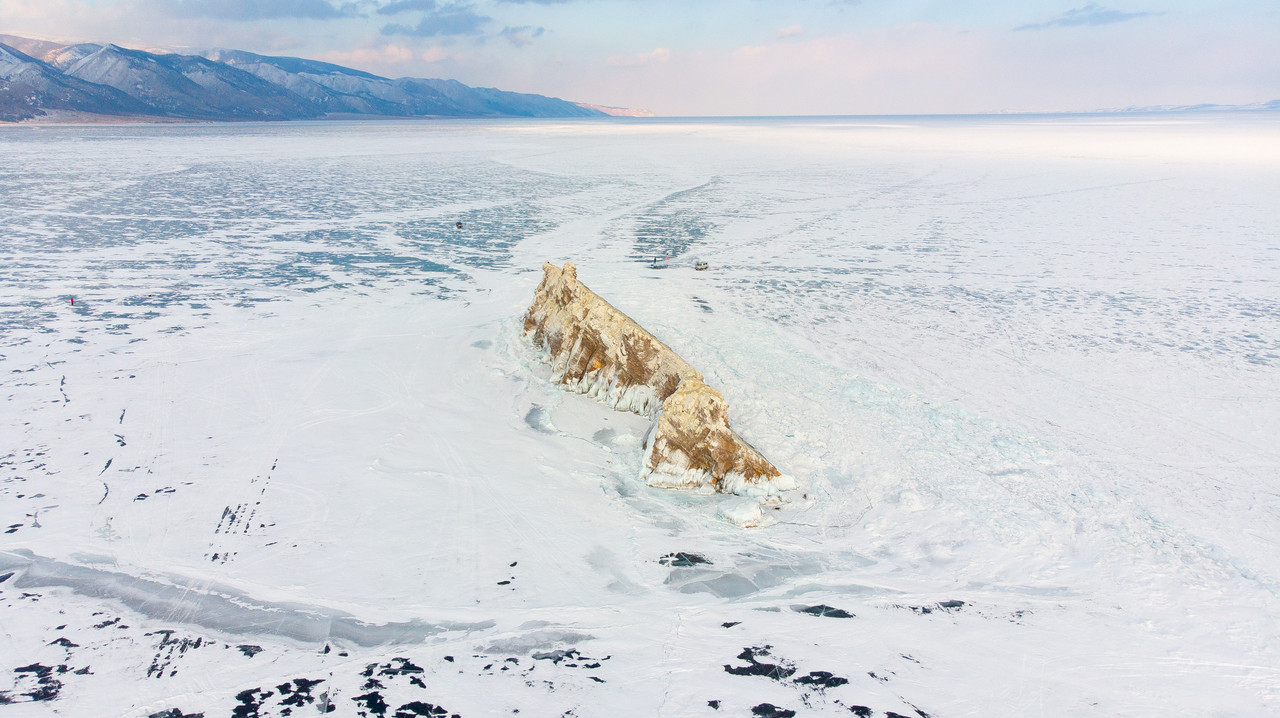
[1,115,1278,716]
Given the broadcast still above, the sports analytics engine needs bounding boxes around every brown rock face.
[524,262,790,494]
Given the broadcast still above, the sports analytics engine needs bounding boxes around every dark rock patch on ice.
[237,644,263,657]
[232,687,274,718]
[277,678,325,710]
[146,630,206,678]
[751,703,796,718]
[353,691,388,717]
[365,657,425,677]
[902,600,965,615]
[659,552,710,567]
[393,702,459,717]
[531,648,608,669]
[723,646,795,681]
[9,663,64,702]
[793,604,854,618]
[793,670,849,689]
[148,709,205,718]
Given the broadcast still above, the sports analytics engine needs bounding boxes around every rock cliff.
[524,262,792,495]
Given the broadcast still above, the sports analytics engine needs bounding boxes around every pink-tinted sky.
[1,0,1277,115]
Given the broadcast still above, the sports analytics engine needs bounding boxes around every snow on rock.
[524,261,790,495]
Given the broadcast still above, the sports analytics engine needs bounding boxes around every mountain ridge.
[0,33,610,122]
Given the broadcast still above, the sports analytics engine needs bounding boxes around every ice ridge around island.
[524,261,794,498]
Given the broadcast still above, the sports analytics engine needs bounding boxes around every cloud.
[493,0,571,4]
[420,46,453,62]
[376,0,436,14]
[606,47,670,67]
[499,25,545,47]
[157,0,359,20]
[380,1,488,36]
[774,25,804,40]
[321,43,415,65]
[1015,3,1162,31]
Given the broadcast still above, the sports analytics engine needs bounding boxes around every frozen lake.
[1,114,1278,716]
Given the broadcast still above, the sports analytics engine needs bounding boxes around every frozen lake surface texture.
[1,115,1278,717]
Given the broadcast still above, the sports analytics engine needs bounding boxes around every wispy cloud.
[321,43,415,65]
[157,0,359,20]
[493,0,571,4]
[380,1,489,36]
[375,0,437,15]
[499,25,545,47]
[774,25,804,40]
[606,47,670,68]
[1015,3,1162,31]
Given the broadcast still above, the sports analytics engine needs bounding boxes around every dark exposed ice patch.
[524,405,554,433]
[677,573,758,598]
[481,629,594,654]
[0,550,493,646]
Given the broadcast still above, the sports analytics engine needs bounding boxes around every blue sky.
[1,0,1276,114]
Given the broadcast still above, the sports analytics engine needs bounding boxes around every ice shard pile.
[524,261,792,495]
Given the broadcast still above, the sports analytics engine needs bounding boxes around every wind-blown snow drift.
[524,261,792,496]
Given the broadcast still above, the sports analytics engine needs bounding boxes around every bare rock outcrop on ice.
[524,262,791,495]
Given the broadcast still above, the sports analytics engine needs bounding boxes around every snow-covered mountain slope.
[202,48,408,116]
[0,35,606,122]
[0,116,1277,716]
[59,44,322,121]
[0,42,151,121]
[205,48,604,118]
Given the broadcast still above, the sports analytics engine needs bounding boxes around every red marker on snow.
[70,298,74,305]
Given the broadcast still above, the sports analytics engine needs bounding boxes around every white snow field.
[1,114,1278,717]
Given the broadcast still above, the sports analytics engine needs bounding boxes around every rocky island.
[524,262,793,496]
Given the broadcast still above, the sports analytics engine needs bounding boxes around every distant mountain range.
[1100,100,1280,114]
[0,34,613,123]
